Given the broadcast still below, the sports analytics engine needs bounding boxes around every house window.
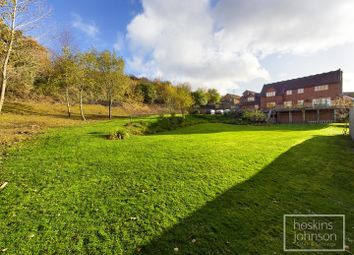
[286,90,292,95]
[314,85,329,92]
[266,91,276,97]
[247,97,255,102]
[284,101,292,107]
[266,102,276,108]
[298,88,304,94]
[312,98,331,106]
[297,100,304,106]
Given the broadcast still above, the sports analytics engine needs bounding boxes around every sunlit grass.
[0,119,353,254]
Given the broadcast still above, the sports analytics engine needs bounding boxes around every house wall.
[276,109,335,123]
[239,93,260,109]
[260,82,342,109]
[304,110,317,122]
[319,109,334,121]
[283,83,341,106]
[292,111,303,123]
[350,107,354,141]
[277,112,290,123]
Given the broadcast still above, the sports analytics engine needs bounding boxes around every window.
[314,85,329,92]
[247,96,255,102]
[284,101,292,107]
[298,88,304,94]
[266,91,276,97]
[297,100,304,106]
[312,98,331,106]
[286,90,292,95]
[266,102,276,108]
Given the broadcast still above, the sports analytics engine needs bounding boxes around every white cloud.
[114,33,125,52]
[344,72,354,92]
[126,0,354,94]
[72,13,99,39]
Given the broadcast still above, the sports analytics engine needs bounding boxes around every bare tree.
[0,0,50,113]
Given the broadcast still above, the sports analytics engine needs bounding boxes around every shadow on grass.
[137,135,354,254]
[87,131,108,139]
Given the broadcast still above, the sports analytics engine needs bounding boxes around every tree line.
[0,0,222,119]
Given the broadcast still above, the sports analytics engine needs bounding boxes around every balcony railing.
[265,102,335,111]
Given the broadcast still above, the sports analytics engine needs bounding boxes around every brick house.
[239,90,260,110]
[239,69,346,123]
[260,69,343,123]
[221,94,240,109]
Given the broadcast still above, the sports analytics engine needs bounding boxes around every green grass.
[0,118,353,254]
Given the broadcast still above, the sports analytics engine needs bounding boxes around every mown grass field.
[0,117,353,254]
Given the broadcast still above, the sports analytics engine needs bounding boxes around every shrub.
[107,128,130,140]
[242,110,266,123]
[145,117,186,134]
[124,121,148,135]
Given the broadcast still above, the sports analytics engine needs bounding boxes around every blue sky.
[36,0,354,95]
[44,0,140,54]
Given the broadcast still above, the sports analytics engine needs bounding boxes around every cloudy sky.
[41,0,354,94]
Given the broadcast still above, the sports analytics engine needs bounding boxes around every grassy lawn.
[0,101,164,155]
[0,118,353,254]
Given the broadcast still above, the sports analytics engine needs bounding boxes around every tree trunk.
[181,108,185,119]
[108,98,112,119]
[79,88,86,121]
[0,1,17,113]
[65,86,71,118]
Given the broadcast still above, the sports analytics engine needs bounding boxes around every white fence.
[350,107,354,141]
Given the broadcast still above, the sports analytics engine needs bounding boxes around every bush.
[146,117,187,134]
[242,110,266,123]
[107,128,130,140]
[124,121,148,135]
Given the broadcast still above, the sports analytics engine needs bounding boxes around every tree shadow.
[137,135,354,254]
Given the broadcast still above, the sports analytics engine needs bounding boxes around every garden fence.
[350,107,354,141]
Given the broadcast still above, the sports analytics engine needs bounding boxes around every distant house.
[343,92,354,98]
[239,69,348,123]
[343,92,354,104]
[260,70,342,123]
[221,94,240,109]
[239,90,260,110]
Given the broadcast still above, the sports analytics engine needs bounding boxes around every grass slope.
[0,101,165,155]
[0,119,353,254]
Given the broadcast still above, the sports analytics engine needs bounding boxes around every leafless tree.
[0,0,50,113]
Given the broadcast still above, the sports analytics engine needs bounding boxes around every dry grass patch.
[0,100,166,154]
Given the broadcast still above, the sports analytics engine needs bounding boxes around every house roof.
[222,93,241,99]
[242,90,258,96]
[260,69,342,96]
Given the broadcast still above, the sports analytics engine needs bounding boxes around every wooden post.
[289,111,293,123]
[317,109,320,123]
[302,110,306,123]
[333,109,336,122]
